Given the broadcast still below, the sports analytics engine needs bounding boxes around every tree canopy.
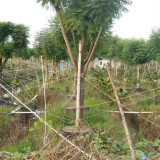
[34,27,68,62]
[0,22,29,62]
[37,0,132,74]
[149,28,160,62]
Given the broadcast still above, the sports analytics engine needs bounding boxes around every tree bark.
[55,8,77,73]
[84,40,94,65]
[72,29,78,55]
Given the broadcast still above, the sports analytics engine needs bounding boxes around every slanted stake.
[106,66,136,160]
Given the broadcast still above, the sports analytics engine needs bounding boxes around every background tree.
[0,22,29,97]
[122,39,150,87]
[149,28,160,71]
[34,27,68,85]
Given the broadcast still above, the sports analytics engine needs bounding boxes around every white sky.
[0,0,160,46]
[112,0,160,39]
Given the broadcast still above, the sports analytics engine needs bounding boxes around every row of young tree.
[98,28,160,79]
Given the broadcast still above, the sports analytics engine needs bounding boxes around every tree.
[34,27,68,85]
[122,39,150,87]
[37,0,132,127]
[0,22,29,97]
[149,28,160,71]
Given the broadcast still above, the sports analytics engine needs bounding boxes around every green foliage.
[149,28,160,62]
[37,0,132,72]
[89,67,114,102]
[34,28,68,62]
[89,132,160,159]
[0,22,29,63]
[122,39,150,65]
[144,72,160,95]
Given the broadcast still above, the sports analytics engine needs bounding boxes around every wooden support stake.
[41,56,47,144]
[76,41,82,128]
[106,66,136,160]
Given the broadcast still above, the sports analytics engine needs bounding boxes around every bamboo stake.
[137,64,140,88]
[12,67,18,101]
[106,66,136,160]
[76,41,82,128]
[41,56,47,144]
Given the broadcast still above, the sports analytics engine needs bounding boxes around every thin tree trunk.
[0,56,3,98]
[142,64,146,80]
[74,74,77,95]
[116,62,119,77]
[56,8,77,73]
[84,40,94,64]
[106,66,136,160]
[56,62,60,81]
[84,23,104,74]
[44,58,49,89]
[52,59,55,74]
[72,29,78,55]
[114,60,117,76]
[62,60,65,76]
[123,64,128,90]
[137,64,140,88]
[125,64,128,76]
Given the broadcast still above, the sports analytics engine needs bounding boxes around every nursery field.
[0,58,160,160]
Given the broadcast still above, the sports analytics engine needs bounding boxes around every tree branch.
[84,40,94,65]
[84,23,104,75]
[72,29,78,55]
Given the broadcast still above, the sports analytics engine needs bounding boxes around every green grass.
[1,69,160,158]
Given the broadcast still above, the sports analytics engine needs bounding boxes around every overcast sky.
[0,0,160,47]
